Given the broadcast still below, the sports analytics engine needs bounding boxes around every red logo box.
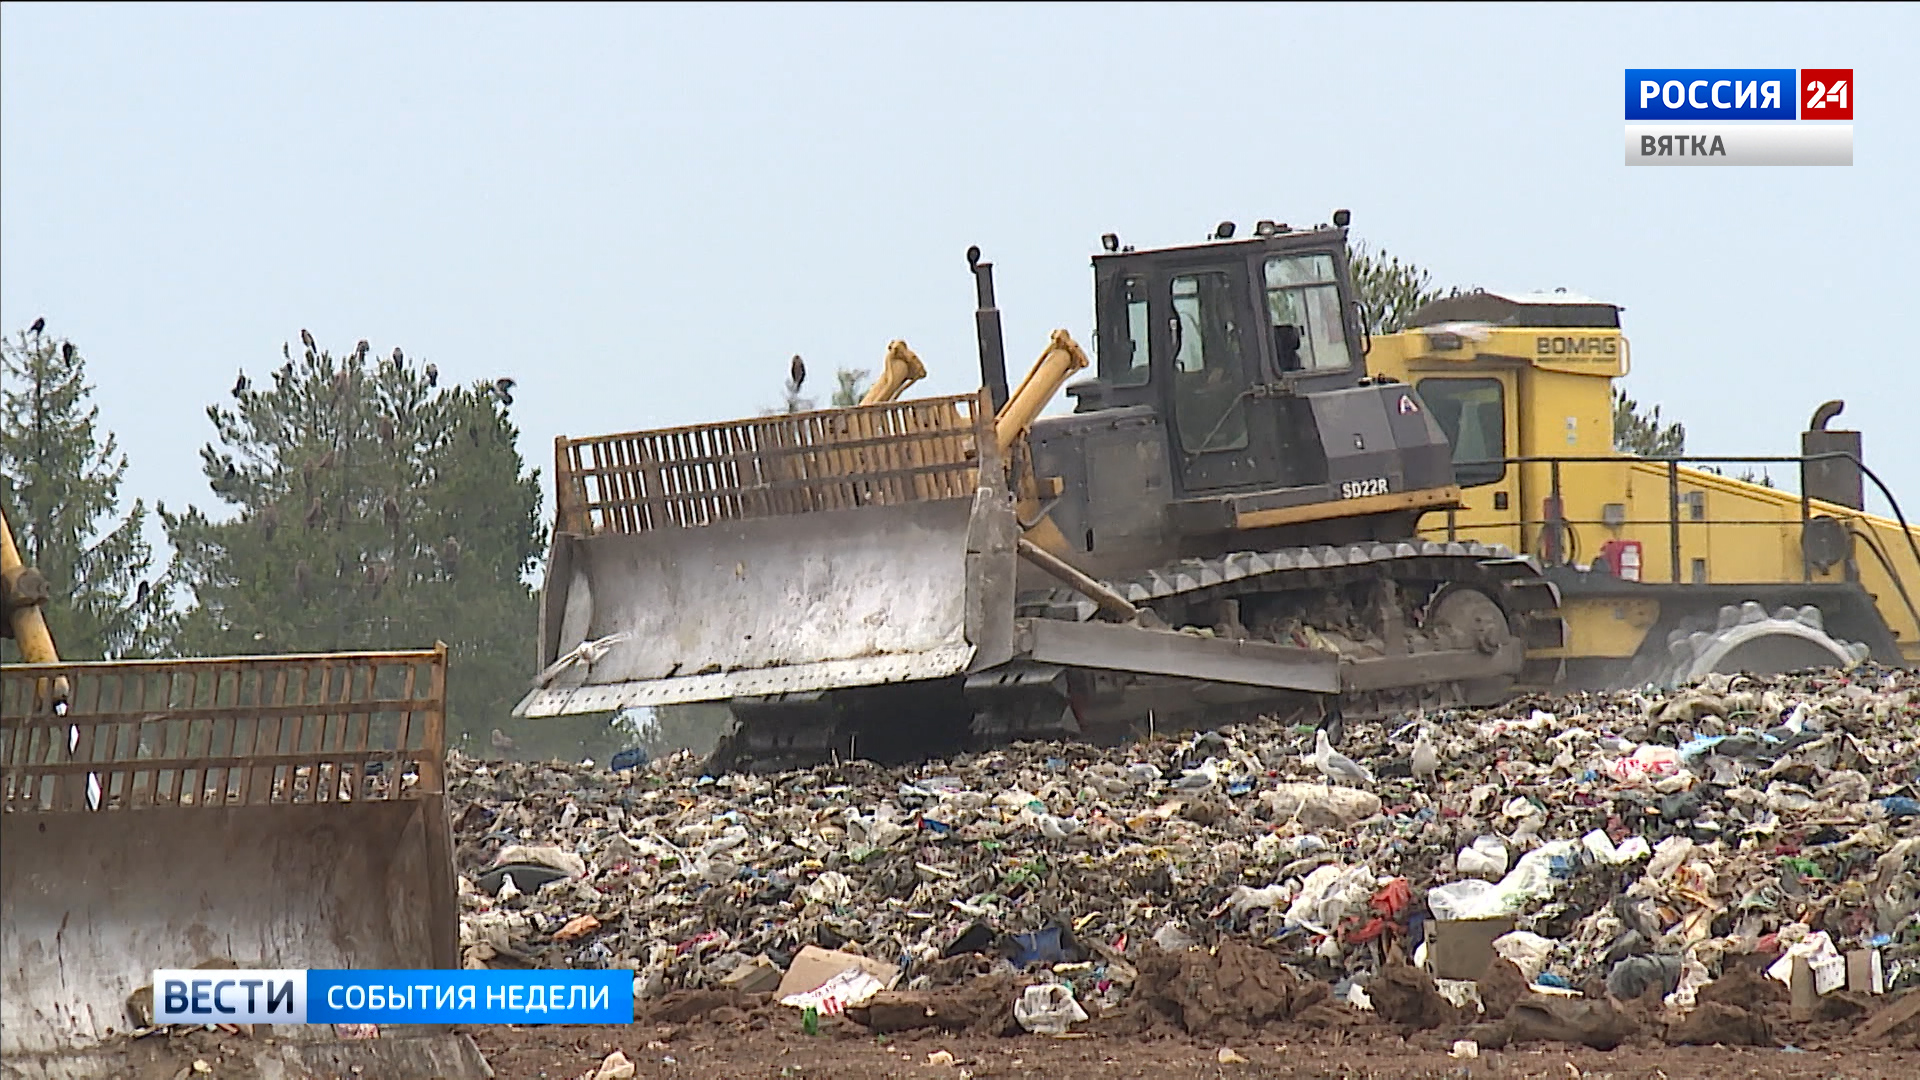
[1800,69,1853,119]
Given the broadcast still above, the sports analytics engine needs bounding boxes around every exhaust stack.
[968,245,1011,413]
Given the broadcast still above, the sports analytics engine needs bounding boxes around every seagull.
[534,631,633,688]
[1312,729,1373,787]
[1411,728,1440,785]
[1126,763,1162,785]
[1169,760,1219,794]
[490,728,516,753]
[1035,813,1078,841]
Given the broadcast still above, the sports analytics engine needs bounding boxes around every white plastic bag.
[1457,835,1510,879]
[1014,982,1088,1035]
[1491,930,1555,983]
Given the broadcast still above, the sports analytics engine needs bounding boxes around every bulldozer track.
[1032,539,1565,719]
[715,539,1566,772]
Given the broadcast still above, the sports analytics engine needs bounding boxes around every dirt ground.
[465,961,1920,1080]
[468,1022,1920,1080]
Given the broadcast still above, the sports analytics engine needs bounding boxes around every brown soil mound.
[1668,1000,1775,1047]
[1475,957,1529,1021]
[1369,962,1459,1030]
[847,976,1023,1037]
[1133,941,1340,1039]
[1697,964,1788,1013]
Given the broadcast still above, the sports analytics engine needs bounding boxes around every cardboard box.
[1847,949,1885,995]
[719,955,783,993]
[1426,918,1516,982]
[775,946,902,999]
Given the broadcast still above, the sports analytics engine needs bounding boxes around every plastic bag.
[1582,829,1652,866]
[1429,841,1578,920]
[1608,744,1681,783]
[1014,982,1088,1035]
[1427,879,1496,922]
[1491,930,1554,983]
[1457,835,1510,879]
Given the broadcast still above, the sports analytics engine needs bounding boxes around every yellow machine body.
[1368,298,1920,678]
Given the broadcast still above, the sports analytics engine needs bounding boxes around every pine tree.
[0,326,167,659]
[831,368,873,407]
[1612,387,1687,458]
[160,336,545,737]
[1349,244,1444,335]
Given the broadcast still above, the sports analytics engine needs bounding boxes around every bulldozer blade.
[518,488,1020,716]
[521,389,1010,718]
[1,649,482,1079]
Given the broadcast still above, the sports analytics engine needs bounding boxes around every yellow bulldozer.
[1366,289,1920,688]
[516,213,1919,772]
[1,510,486,1078]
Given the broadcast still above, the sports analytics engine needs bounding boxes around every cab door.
[1154,262,1280,494]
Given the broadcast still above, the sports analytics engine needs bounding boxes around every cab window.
[1417,377,1507,487]
[1100,275,1151,387]
[1263,254,1352,373]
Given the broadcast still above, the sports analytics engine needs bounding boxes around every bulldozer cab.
[1067,222,1369,497]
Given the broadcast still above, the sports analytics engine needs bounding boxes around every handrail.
[1451,450,1920,575]
[1441,451,1920,623]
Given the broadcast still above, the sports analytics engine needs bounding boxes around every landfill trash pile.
[449,664,1920,1043]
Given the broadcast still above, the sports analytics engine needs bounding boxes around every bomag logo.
[1535,336,1620,358]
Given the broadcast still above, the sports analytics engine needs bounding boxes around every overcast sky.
[4,2,1916,555]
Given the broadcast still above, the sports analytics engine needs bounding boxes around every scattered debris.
[447,664,1920,1052]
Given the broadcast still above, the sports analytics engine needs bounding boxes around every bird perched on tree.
[1310,729,1374,787]
[492,377,516,406]
[260,505,280,541]
[300,328,316,351]
[378,417,396,445]
[224,462,237,481]
[29,316,45,337]
[62,342,75,363]
[305,496,326,529]
[232,370,250,397]
[441,536,462,572]
[383,495,401,531]
[391,346,404,368]
[135,580,150,606]
[490,728,515,753]
[424,363,438,387]
[294,561,312,599]
[283,341,291,360]
[790,354,806,389]
[1411,728,1440,785]
[355,339,370,361]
